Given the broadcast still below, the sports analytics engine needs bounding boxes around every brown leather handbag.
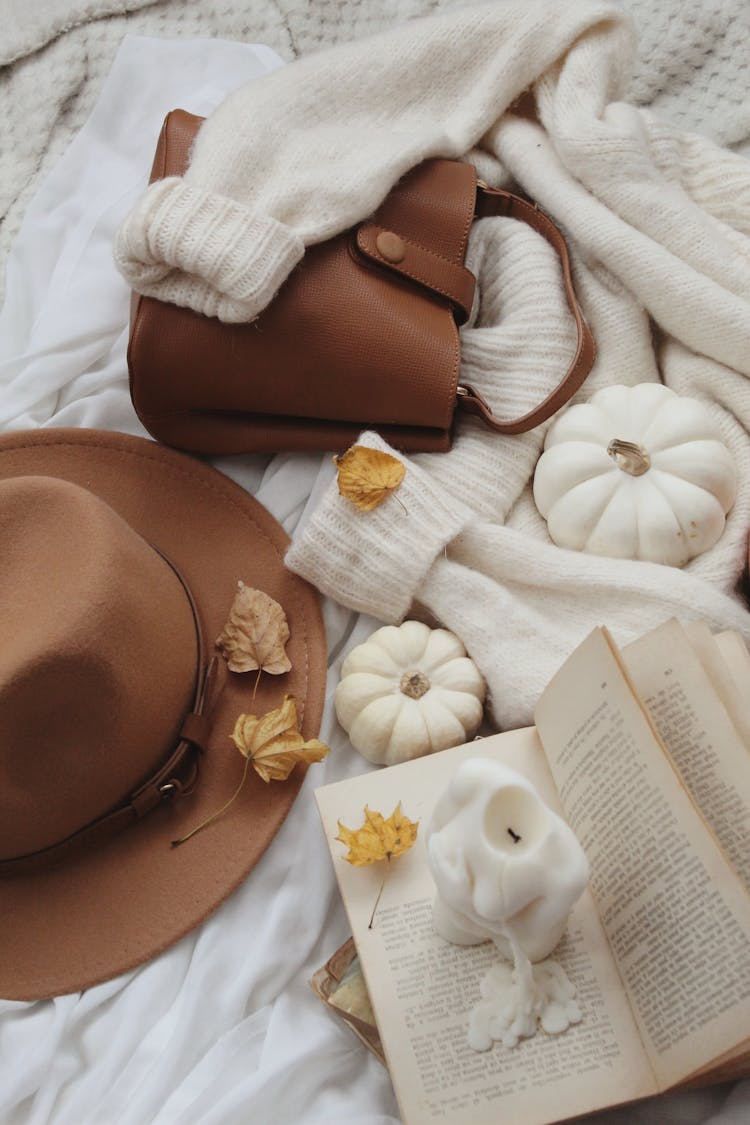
[127,110,595,455]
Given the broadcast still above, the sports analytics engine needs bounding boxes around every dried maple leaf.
[172,695,328,847]
[231,694,329,783]
[216,582,291,676]
[334,445,405,511]
[336,804,419,866]
[336,804,419,927]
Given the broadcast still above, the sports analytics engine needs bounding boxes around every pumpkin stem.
[607,438,651,477]
[400,671,430,699]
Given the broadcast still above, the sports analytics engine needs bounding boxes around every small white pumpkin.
[335,621,486,766]
[533,384,736,567]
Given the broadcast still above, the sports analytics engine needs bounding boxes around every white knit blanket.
[1,4,750,1125]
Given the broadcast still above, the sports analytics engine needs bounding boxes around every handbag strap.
[456,182,595,435]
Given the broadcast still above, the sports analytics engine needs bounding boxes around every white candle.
[427,758,588,961]
[427,757,589,1049]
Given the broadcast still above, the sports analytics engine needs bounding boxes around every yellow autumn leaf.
[216,581,291,675]
[334,445,405,511]
[172,695,328,847]
[336,803,419,866]
[231,694,329,783]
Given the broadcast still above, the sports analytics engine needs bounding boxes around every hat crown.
[0,477,198,861]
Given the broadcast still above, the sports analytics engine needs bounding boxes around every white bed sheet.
[0,34,746,1125]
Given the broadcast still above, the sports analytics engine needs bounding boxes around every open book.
[314,619,750,1125]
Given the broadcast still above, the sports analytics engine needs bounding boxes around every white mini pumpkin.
[335,621,486,766]
[533,384,736,567]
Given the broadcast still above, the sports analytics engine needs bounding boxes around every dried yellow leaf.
[334,445,405,511]
[231,694,329,783]
[336,803,419,866]
[172,695,328,847]
[216,581,291,675]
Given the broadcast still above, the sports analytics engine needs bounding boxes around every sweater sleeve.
[113,178,305,322]
[285,431,476,623]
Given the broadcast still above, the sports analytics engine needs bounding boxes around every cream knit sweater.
[6,1,749,310]
[115,1,636,321]
[115,0,750,729]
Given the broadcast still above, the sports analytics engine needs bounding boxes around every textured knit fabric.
[110,0,750,324]
[3,0,750,306]
[625,0,750,148]
[267,5,750,729]
[113,2,630,320]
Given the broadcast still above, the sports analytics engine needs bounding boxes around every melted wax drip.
[467,927,582,1051]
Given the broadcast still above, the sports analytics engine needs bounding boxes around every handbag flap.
[374,157,477,273]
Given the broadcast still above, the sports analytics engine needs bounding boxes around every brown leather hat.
[0,429,327,1000]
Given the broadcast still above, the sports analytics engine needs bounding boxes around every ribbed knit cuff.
[114,177,304,322]
[285,433,476,623]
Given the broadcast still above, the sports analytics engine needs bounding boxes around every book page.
[622,619,750,891]
[316,730,655,1125]
[715,630,750,693]
[535,629,750,1090]
[681,621,750,752]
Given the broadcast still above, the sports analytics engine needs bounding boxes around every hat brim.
[0,429,327,1000]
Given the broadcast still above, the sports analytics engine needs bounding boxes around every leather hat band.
[0,550,217,877]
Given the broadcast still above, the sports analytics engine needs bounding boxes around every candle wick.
[507,827,521,844]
